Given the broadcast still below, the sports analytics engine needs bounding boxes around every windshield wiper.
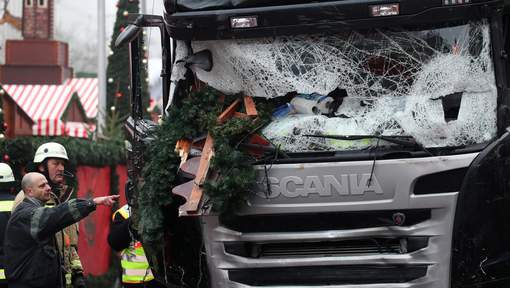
[303,134,422,148]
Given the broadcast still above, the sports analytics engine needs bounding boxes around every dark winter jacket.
[4,197,96,288]
[0,191,15,284]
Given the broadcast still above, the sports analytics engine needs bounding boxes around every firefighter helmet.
[33,142,69,163]
[0,163,14,183]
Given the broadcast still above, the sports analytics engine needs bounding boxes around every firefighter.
[5,172,119,288]
[0,163,15,288]
[108,203,162,287]
[12,142,86,288]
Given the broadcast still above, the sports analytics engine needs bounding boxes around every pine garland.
[204,117,266,213]
[138,88,222,245]
[138,88,270,246]
[0,137,124,167]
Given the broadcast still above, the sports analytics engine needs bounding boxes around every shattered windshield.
[173,21,497,152]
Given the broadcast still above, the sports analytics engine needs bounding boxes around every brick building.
[22,0,53,40]
[0,0,97,138]
[0,0,72,85]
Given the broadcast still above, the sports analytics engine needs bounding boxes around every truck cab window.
[182,21,496,152]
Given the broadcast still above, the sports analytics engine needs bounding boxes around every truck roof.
[164,0,505,40]
[165,0,342,12]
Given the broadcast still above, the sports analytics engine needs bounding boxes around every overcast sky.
[54,0,164,44]
[54,0,165,98]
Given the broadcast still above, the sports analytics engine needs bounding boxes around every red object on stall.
[76,166,112,276]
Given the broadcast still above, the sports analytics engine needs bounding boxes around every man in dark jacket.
[0,163,16,288]
[12,142,86,288]
[4,172,119,288]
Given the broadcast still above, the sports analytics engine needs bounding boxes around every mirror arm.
[116,14,172,117]
[129,36,144,120]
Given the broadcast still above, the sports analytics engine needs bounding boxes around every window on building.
[38,0,47,8]
[25,0,33,7]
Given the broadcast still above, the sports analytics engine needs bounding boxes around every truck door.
[451,130,510,287]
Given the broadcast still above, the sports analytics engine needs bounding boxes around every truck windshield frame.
[166,0,509,157]
[172,20,499,153]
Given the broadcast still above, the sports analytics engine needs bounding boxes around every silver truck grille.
[224,236,428,258]
[201,153,477,287]
[220,209,431,233]
[228,265,429,286]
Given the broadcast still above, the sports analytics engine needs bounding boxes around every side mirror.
[176,50,213,72]
[115,24,142,48]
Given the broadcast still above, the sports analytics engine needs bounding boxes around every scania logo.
[257,173,384,198]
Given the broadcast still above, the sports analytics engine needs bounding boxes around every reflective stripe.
[0,269,5,279]
[45,197,56,207]
[121,260,149,269]
[0,201,13,212]
[123,267,153,278]
[122,274,154,283]
[113,204,130,220]
[123,252,149,264]
[121,247,150,264]
[71,259,82,270]
[122,267,154,283]
[65,273,72,285]
[123,268,150,277]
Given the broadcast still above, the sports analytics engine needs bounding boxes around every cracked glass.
[172,21,497,152]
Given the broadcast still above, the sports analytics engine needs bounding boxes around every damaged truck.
[117,0,510,287]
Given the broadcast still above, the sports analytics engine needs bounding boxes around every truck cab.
[121,0,510,287]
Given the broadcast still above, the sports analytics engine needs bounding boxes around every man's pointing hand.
[93,195,120,206]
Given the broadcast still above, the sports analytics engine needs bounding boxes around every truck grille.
[228,265,429,286]
[224,237,428,258]
[221,209,431,233]
[201,154,475,287]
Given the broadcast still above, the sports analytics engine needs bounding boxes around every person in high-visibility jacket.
[12,142,86,288]
[108,204,162,288]
[0,163,16,288]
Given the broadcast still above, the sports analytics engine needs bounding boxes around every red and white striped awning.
[65,121,96,138]
[69,78,98,119]
[1,78,98,138]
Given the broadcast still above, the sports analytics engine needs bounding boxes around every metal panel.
[201,153,478,287]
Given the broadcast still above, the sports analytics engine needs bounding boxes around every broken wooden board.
[233,112,250,120]
[172,180,193,208]
[218,98,241,124]
[243,95,258,116]
[243,134,272,158]
[177,96,260,216]
[179,133,214,215]
[178,156,200,179]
